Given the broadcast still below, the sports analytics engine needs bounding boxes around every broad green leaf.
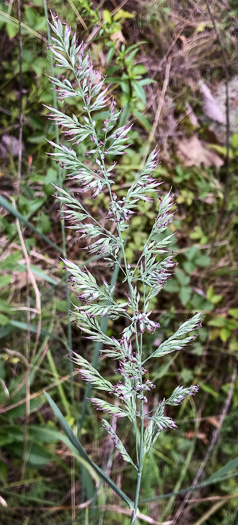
[138,78,156,86]
[6,21,19,38]
[3,397,43,418]
[45,392,133,509]
[126,48,140,63]
[133,109,152,132]
[0,436,14,446]
[28,134,48,144]
[206,286,214,301]
[220,328,231,341]
[175,269,190,286]
[133,64,147,75]
[0,275,11,287]
[229,309,238,319]
[183,261,196,274]
[0,251,21,271]
[231,133,238,149]
[180,368,193,384]
[196,255,210,267]
[0,314,8,326]
[131,80,146,104]
[179,287,191,306]
[209,317,238,330]
[106,46,115,65]
[164,278,180,293]
[208,316,226,327]
[105,77,127,84]
[25,7,46,31]
[113,9,135,21]
[102,10,112,24]
[27,443,52,467]
[124,42,146,55]
[30,425,73,444]
[119,103,131,127]
[185,246,200,260]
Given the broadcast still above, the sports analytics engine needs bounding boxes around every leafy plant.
[45,15,202,524]
[105,39,154,131]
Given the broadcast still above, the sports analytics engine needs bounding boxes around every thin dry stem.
[143,56,172,163]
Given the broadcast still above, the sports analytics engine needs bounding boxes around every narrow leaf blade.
[45,392,133,508]
[0,196,62,254]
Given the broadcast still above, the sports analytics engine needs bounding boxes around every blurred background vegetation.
[0,0,238,524]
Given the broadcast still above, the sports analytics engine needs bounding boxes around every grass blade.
[0,9,46,41]
[9,320,61,340]
[140,471,238,503]
[205,456,238,483]
[0,196,63,254]
[45,392,133,509]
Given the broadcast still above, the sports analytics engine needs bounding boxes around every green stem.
[131,403,144,525]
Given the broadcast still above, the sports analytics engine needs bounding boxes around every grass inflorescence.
[46,14,202,523]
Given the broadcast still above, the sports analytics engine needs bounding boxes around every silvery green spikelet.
[47,14,201,524]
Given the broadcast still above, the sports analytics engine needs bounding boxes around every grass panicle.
[46,14,202,524]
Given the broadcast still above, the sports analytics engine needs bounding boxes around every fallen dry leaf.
[186,103,199,127]
[185,430,209,444]
[111,31,125,47]
[176,134,224,168]
[201,83,226,124]
[0,135,24,158]
[0,495,7,507]
[207,416,220,428]
[177,35,187,49]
